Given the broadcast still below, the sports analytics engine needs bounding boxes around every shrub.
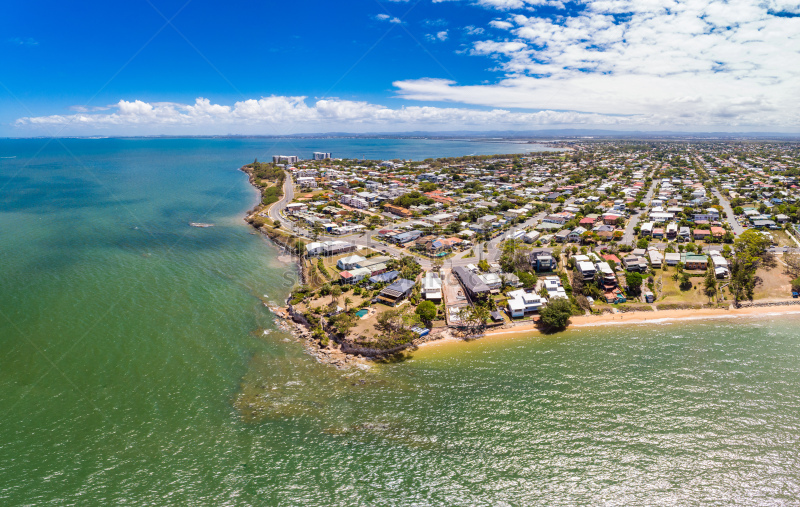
[540,298,573,330]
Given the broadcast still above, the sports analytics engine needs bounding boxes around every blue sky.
[3,0,800,135]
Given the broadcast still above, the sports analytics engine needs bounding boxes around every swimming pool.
[356,309,368,318]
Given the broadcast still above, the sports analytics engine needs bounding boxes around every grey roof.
[452,266,490,294]
[380,278,416,299]
[369,270,399,284]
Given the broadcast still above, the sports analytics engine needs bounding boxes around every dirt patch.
[754,264,793,300]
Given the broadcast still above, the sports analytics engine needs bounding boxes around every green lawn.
[656,272,712,305]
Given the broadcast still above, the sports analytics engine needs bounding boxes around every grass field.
[656,272,712,305]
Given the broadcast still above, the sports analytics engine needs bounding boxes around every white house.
[506,289,547,317]
[337,255,367,271]
[422,272,443,301]
[296,176,317,188]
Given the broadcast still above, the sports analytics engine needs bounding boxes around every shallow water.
[1,139,799,505]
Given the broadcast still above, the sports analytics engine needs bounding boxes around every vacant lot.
[754,263,793,300]
[657,272,712,305]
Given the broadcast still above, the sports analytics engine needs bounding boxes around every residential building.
[339,267,371,284]
[683,253,709,270]
[622,255,648,272]
[422,272,443,301]
[296,177,317,188]
[336,255,366,271]
[384,204,412,218]
[273,155,298,164]
[665,252,681,266]
[568,227,587,243]
[506,289,547,317]
[378,279,416,306]
[576,261,597,281]
[530,250,555,272]
[452,266,491,300]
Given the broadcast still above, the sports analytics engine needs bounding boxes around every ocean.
[1,138,799,505]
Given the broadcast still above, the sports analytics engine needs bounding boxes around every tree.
[636,237,649,249]
[415,300,437,324]
[679,272,692,290]
[376,307,405,333]
[330,285,342,306]
[733,229,771,268]
[458,305,490,334]
[704,267,717,302]
[328,312,357,336]
[625,271,643,294]
[539,298,573,330]
[729,256,755,303]
[477,259,490,272]
[343,297,352,311]
[517,270,537,289]
[783,252,800,279]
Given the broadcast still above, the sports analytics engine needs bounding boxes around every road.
[712,188,745,236]
[266,171,294,225]
[268,175,800,279]
[622,173,658,245]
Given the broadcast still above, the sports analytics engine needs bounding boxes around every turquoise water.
[355,309,369,318]
[2,139,800,505]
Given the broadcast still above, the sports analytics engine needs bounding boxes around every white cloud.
[426,30,449,41]
[474,0,566,9]
[392,0,800,128]
[8,37,39,46]
[488,19,514,29]
[375,13,402,23]
[14,96,652,133]
[464,25,485,35]
[68,105,112,113]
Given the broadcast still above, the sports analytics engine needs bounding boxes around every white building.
[285,203,307,215]
[337,255,367,271]
[273,155,298,164]
[506,289,547,317]
[296,177,317,188]
[422,272,443,301]
[312,152,331,160]
[340,195,368,209]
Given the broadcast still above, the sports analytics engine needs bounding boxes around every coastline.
[238,161,800,363]
[419,304,800,349]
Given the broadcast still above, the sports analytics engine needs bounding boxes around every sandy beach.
[419,304,800,348]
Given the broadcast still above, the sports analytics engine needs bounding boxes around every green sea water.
[2,138,800,505]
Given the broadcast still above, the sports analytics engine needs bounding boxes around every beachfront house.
[683,253,708,270]
[506,289,547,318]
[452,266,491,300]
[339,267,371,284]
[576,261,597,282]
[422,272,443,301]
[622,255,648,272]
[665,252,681,266]
[305,240,357,257]
[337,255,367,271]
[377,279,416,306]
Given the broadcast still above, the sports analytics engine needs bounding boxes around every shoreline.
[238,161,800,362]
[419,304,800,349]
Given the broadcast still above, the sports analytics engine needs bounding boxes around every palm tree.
[343,297,352,311]
[330,285,342,306]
